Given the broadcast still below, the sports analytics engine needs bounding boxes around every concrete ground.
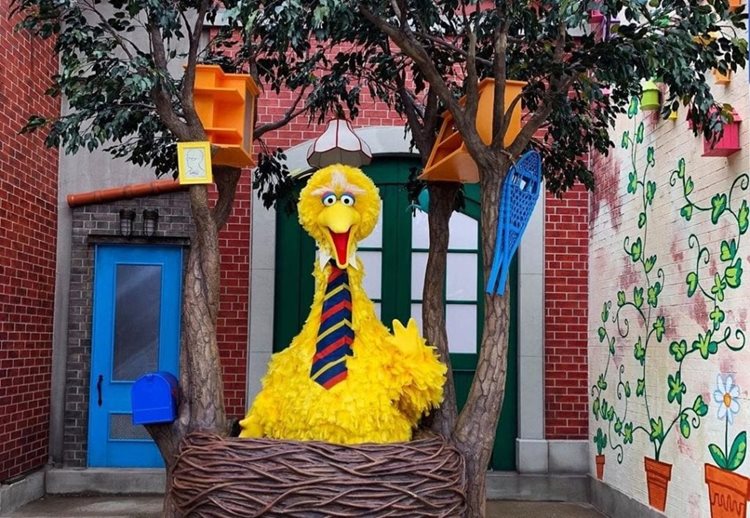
[5,495,606,517]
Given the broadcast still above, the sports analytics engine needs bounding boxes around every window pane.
[359,204,383,248]
[411,252,428,300]
[113,264,161,380]
[410,303,423,333]
[358,251,382,299]
[447,304,477,354]
[448,212,478,250]
[446,252,478,301]
[373,302,381,321]
[411,210,430,249]
[110,413,151,440]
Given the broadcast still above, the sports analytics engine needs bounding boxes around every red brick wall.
[217,174,251,418]
[544,186,590,439]
[0,8,59,481]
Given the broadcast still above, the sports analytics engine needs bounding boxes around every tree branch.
[491,14,512,149]
[80,1,141,61]
[254,85,309,139]
[180,0,211,131]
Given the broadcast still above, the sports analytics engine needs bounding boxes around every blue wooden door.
[88,244,182,467]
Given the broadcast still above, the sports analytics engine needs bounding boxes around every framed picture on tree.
[177,141,213,185]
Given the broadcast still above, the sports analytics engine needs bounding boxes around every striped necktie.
[310,265,353,389]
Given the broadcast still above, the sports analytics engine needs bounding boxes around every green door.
[273,158,518,470]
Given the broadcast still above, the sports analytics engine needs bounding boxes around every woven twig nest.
[171,432,467,517]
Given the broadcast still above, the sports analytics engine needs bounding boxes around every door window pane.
[446,304,477,354]
[446,252,478,301]
[448,212,478,250]
[410,303,423,332]
[359,251,382,299]
[113,264,161,380]
[411,252,428,300]
[411,210,430,249]
[359,204,383,248]
[110,413,151,440]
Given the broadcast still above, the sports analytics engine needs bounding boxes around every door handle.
[96,375,103,407]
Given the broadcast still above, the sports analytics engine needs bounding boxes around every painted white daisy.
[713,374,741,425]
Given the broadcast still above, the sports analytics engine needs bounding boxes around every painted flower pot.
[703,110,742,157]
[595,455,605,480]
[644,457,673,512]
[705,464,750,518]
[640,80,661,111]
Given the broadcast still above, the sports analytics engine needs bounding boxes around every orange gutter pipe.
[67,180,187,208]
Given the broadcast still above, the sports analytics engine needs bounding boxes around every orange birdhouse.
[420,79,525,183]
[193,64,260,168]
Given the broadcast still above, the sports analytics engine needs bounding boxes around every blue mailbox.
[132,371,179,425]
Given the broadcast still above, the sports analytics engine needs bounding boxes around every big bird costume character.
[240,164,446,444]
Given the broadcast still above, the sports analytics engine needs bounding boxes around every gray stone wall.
[63,191,192,467]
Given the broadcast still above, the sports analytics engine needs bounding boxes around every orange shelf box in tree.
[420,78,525,183]
[193,64,260,168]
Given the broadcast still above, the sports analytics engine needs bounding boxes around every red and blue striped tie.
[310,265,353,389]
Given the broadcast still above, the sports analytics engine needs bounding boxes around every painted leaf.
[720,239,738,262]
[628,97,639,117]
[681,204,693,221]
[609,337,615,355]
[693,331,717,359]
[667,372,686,404]
[614,418,623,434]
[631,237,642,262]
[592,398,600,419]
[709,443,729,469]
[669,339,687,361]
[710,307,725,331]
[638,212,647,229]
[676,158,686,179]
[627,171,638,194]
[617,291,626,307]
[634,337,646,365]
[644,255,656,274]
[693,395,709,417]
[679,415,690,439]
[598,326,607,343]
[725,259,743,288]
[647,146,656,166]
[597,374,608,391]
[648,283,661,308]
[601,302,609,323]
[645,181,656,206]
[623,423,634,444]
[607,406,615,421]
[636,121,645,143]
[685,177,694,196]
[711,193,728,224]
[727,432,747,471]
[686,271,699,297]
[624,381,631,398]
[633,287,644,309]
[637,378,645,397]
[621,131,630,149]
[649,417,664,442]
[739,200,749,235]
[711,273,726,302]
[653,316,665,342]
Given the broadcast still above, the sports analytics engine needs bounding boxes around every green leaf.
[647,146,655,166]
[637,378,646,397]
[631,238,642,262]
[634,337,646,365]
[693,331,717,359]
[624,381,631,398]
[598,326,607,343]
[681,204,694,221]
[648,282,661,308]
[669,339,688,361]
[676,158,686,179]
[644,255,656,274]
[617,291,626,307]
[667,372,686,404]
[601,302,609,323]
[720,239,738,262]
[592,398,600,419]
[633,287,644,309]
[727,432,747,471]
[628,97,639,118]
[638,212,647,228]
[627,171,638,194]
[685,177,694,196]
[711,273,726,302]
[693,395,709,417]
[739,201,749,235]
[615,418,623,434]
[710,306,725,330]
[680,415,691,439]
[597,374,608,391]
[649,417,664,442]
[709,443,729,469]
[686,272,699,297]
[711,193,728,224]
[621,131,630,149]
[636,121,645,143]
[609,337,615,355]
[645,181,656,206]
[725,259,743,289]
[623,422,634,444]
[653,316,665,342]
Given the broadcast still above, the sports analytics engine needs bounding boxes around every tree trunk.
[422,182,460,437]
[454,159,511,518]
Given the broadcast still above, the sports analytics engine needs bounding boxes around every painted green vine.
[591,96,748,468]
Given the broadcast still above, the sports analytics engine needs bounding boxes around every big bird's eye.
[322,193,337,206]
[340,193,355,206]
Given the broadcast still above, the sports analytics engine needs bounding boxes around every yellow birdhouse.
[193,64,260,168]
[713,69,732,86]
[420,79,526,183]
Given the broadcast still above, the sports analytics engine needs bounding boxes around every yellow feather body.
[240,165,446,444]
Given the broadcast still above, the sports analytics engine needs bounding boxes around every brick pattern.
[63,193,194,466]
[0,7,59,481]
[545,187,590,439]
